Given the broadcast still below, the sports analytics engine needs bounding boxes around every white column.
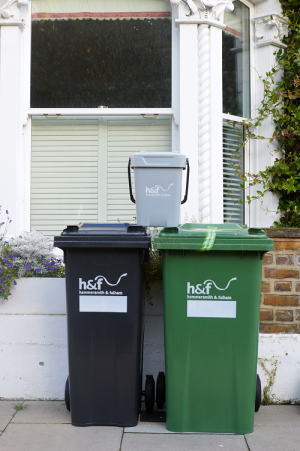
[179,23,199,223]
[0,1,31,235]
[172,0,233,224]
[0,26,23,235]
[250,0,288,227]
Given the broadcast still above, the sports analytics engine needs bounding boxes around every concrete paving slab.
[125,422,233,434]
[125,422,172,434]
[11,401,71,424]
[254,406,300,428]
[0,401,15,432]
[122,433,248,451]
[0,423,123,451]
[246,426,299,451]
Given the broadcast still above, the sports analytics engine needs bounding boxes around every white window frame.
[222,0,255,227]
[22,0,256,233]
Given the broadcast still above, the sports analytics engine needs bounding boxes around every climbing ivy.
[230,0,300,227]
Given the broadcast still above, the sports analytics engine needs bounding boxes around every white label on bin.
[187,300,236,318]
[79,296,127,313]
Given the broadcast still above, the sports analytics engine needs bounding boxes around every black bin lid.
[54,223,151,249]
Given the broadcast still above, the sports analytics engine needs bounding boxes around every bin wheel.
[145,375,155,412]
[156,372,165,409]
[255,374,261,412]
[65,376,70,412]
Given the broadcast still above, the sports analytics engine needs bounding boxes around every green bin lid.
[153,223,274,251]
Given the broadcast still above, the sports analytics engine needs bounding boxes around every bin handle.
[128,158,136,204]
[181,158,190,205]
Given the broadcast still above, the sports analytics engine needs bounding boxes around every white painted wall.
[0,278,166,400]
[258,334,300,404]
[1,279,300,404]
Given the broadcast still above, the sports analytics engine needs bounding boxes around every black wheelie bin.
[54,223,151,427]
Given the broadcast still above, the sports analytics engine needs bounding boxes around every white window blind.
[223,121,244,224]
[31,116,172,236]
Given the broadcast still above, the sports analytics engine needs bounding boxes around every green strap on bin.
[200,227,218,251]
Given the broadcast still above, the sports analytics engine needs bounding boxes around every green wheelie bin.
[153,224,273,434]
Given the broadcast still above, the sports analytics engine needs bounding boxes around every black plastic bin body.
[54,223,151,427]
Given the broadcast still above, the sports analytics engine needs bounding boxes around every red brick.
[295,310,300,321]
[274,240,300,251]
[276,255,294,265]
[275,310,293,322]
[261,281,271,292]
[274,282,292,292]
[259,324,297,333]
[263,253,273,264]
[264,295,299,306]
[264,269,300,279]
[260,309,273,321]
[296,283,300,292]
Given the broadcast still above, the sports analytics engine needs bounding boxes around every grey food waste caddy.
[128,152,189,227]
[54,223,151,427]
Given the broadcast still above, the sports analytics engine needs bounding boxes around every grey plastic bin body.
[129,152,187,227]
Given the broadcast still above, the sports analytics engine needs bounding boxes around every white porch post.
[0,0,31,235]
[172,0,234,224]
[179,22,199,223]
[250,0,288,227]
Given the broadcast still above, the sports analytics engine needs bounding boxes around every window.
[223,122,244,224]
[223,0,250,118]
[222,0,250,224]
[30,1,173,236]
[31,0,171,108]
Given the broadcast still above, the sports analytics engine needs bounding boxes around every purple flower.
[52,268,57,272]
[0,279,4,284]
[17,255,21,258]
[12,257,16,261]
[8,293,11,296]
[6,210,8,214]
[5,255,11,258]
[0,268,2,274]
[7,263,12,269]
[35,269,41,273]
[56,259,62,263]
[7,276,11,280]
[24,265,31,270]
[13,281,17,286]
[4,241,8,244]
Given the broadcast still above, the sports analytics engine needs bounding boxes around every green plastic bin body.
[154,224,273,434]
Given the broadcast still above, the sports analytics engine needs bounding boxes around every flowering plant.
[9,231,65,279]
[0,207,65,300]
[0,207,17,299]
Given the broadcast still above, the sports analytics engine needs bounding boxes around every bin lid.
[131,152,186,168]
[153,223,274,251]
[54,223,151,249]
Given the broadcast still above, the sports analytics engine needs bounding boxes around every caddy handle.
[181,158,190,205]
[128,158,136,204]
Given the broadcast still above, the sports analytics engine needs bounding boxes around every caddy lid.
[131,152,186,168]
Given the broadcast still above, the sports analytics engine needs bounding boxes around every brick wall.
[260,238,300,333]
